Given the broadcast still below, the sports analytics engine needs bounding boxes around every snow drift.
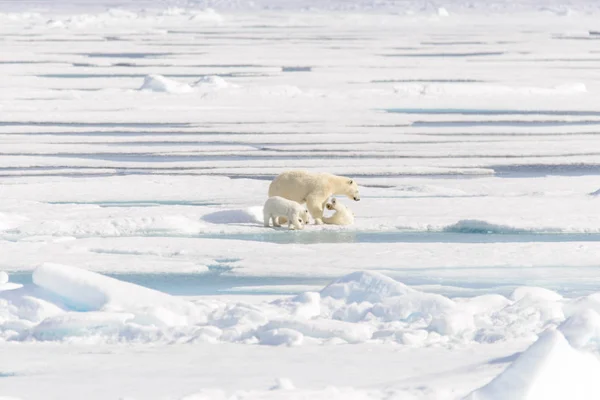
[139,75,237,94]
[1,267,600,348]
[139,75,194,94]
[465,330,600,400]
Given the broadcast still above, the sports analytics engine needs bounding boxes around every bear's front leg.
[306,194,325,225]
[264,214,271,227]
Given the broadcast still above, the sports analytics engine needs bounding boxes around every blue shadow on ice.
[8,271,328,297]
[198,230,600,244]
[383,108,600,117]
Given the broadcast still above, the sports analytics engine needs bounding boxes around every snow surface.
[3,1,600,399]
[465,330,600,400]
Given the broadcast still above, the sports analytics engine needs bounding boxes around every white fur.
[268,170,360,225]
[323,198,355,225]
[263,196,309,230]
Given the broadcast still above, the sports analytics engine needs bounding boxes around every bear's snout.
[353,196,360,201]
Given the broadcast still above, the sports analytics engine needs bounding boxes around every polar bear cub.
[323,197,354,225]
[263,196,309,230]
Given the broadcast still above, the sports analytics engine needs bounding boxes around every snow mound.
[263,318,374,344]
[32,263,195,317]
[1,268,599,346]
[194,75,238,90]
[270,378,296,391]
[320,271,413,303]
[202,207,263,224]
[559,309,600,349]
[443,219,528,234]
[257,328,304,346]
[139,75,194,94]
[189,9,224,24]
[437,7,450,16]
[465,330,600,400]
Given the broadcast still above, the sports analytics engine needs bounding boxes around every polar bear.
[263,196,309,230]
[268,170,360,225]
[323,198,354,225]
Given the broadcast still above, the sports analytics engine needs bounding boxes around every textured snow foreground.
[4,266,600,399]
[4,0,600,399]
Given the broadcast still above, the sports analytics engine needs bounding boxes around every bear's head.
[342,178,360,201]
[291,211,305,230]
[301,209,310,224]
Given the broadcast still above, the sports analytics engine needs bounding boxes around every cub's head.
[301,209,310,224]
[343,178,360,201]
[326,197,338,210]
[292,211,305,230]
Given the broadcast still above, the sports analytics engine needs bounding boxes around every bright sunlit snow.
[2,0,600,399]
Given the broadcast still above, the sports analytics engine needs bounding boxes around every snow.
[465,330,600,400]
[2,1,600,398]
[139,75,237,94]
[2,265,598,351]
[320,271,413,303]
[139,75,194,94]
[0,272,8,286]
[32,263,196,317]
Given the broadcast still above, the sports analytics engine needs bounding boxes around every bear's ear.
[348,179,353,185]
[326,203,333,210]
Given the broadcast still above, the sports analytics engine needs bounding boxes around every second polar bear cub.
[323,197,355,225]
[263,196,310,230]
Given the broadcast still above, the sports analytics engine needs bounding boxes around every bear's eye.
[349,180,353,184]
[298,219,302,223]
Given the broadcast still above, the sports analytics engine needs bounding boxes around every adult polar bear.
[268,170,360,225]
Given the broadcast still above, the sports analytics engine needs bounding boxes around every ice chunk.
[465,330,600,400]
[0,271,8,286]
[257,328,304,346]
[270,378,296,390]
[193,75,237,90]
[370,291,456,321]
[273,292,321,319]
[320,271,412,303]
[559,309,600,349]
[264,318,373,344]
[429,310,475,336]
[139,75,194,94]
[32,263,195,317]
